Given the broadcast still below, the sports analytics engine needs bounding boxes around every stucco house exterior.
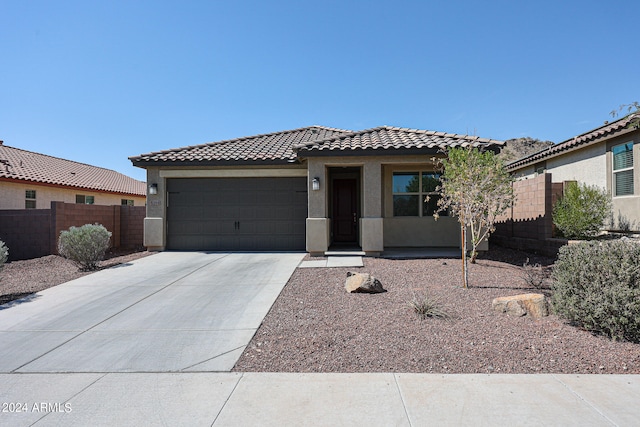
[507,113,640,231]
[130,126,502,256]
[0,142,146,209]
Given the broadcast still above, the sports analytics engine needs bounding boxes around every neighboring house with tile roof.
[130,125,503,255]
[0,143,146,210]
[507,113,640,231]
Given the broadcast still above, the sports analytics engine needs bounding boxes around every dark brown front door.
[332,178,358,243]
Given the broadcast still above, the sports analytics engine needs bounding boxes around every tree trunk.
[461,222,468,288]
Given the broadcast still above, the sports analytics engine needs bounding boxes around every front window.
[121,199,134,206]
[392,172,447,217]
[76,195,95,205]
[613,142,634,196]
[25,190,36,209]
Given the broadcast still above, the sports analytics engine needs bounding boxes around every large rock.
[492,293,548,318]
[345,272,386,294]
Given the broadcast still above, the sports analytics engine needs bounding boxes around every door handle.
[353,212,357,223]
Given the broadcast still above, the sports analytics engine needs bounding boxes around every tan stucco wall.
[383,217,460,247]
[545,144,607,189]
[0,180,146,210]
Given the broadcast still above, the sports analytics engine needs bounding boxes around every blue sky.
[2,0,638,182]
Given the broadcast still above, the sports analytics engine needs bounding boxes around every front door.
[332,178,358,243]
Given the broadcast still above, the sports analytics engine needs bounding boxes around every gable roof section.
[0,144,146,196]
[294,126,504,156]
[129,126,352,167]
[507,113,640,171]
[131,125,503,166]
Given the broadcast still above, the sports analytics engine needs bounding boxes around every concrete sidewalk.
[0,372,637,426]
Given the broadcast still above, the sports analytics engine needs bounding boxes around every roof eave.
[130,158,301,168]
[507,118,640,171]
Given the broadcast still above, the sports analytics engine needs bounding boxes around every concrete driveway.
[0,251,304,373]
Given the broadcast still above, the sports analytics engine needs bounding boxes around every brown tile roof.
[129,126,352,166]
[507,113,640,171]
[294,126,504,155]
[130,125,503,166]
[0,144,146,196]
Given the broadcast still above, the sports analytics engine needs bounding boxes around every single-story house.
[130,126,503,256]
[0,142,146,209]
[507,113,640,232]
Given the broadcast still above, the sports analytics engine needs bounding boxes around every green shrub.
[0,240,8,271]
[551,240,640,342]
[552,182,611,239]
[58,224,112,271]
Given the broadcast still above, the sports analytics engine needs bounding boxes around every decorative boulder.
[345,272,386,294]
[492,293,548,318]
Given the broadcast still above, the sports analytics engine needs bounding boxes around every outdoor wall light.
[312,177,320,191]
[149,183,158,195]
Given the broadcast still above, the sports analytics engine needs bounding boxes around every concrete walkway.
[0,372,637,426]
[0,252,638,426]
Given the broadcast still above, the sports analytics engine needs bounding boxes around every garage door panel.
[166,177,307,251]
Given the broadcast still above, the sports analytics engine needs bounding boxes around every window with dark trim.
[121,199,134,206]
[392,172,447,217]
[25,190,36,209]
[613,142,634,196]
[76,195,95,205]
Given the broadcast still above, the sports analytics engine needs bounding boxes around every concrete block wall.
[493,173,566,255]
[0,209,52,260]
[120,205,145,248]
[0,202,145,261]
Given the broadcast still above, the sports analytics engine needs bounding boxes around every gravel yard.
[233,247,640,374]
[0,249,152,305]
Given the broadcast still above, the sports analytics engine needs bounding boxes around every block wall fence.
[492,173,567,256]
[0,202,145,261]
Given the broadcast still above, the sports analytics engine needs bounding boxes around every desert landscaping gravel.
[0,250,152,305]
[234,248,640,374]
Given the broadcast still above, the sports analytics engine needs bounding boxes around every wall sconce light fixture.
[149,183,158,195]
[312,177,320,191]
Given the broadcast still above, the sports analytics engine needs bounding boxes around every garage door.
[166,177,307,251]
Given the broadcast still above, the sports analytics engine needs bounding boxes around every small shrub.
[58,224,112,271]
[521,258,546,289]
[551,240,640,342]
[408,293,450,320]
[552,182,611,239]
[0,240,8,271]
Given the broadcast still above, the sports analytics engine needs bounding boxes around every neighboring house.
[130,125,502,256]
[507,113,640,231]
[0,142,146,209]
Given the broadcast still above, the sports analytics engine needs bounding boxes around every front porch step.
[324,250,366,256]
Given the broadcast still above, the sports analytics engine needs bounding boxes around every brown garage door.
[166,177,307,251]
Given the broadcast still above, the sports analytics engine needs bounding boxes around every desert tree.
[435,146,515,288]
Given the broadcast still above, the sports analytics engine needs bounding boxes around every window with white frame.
[392,172,447,217]
[613,142,634,196]
[25,190,36,209]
